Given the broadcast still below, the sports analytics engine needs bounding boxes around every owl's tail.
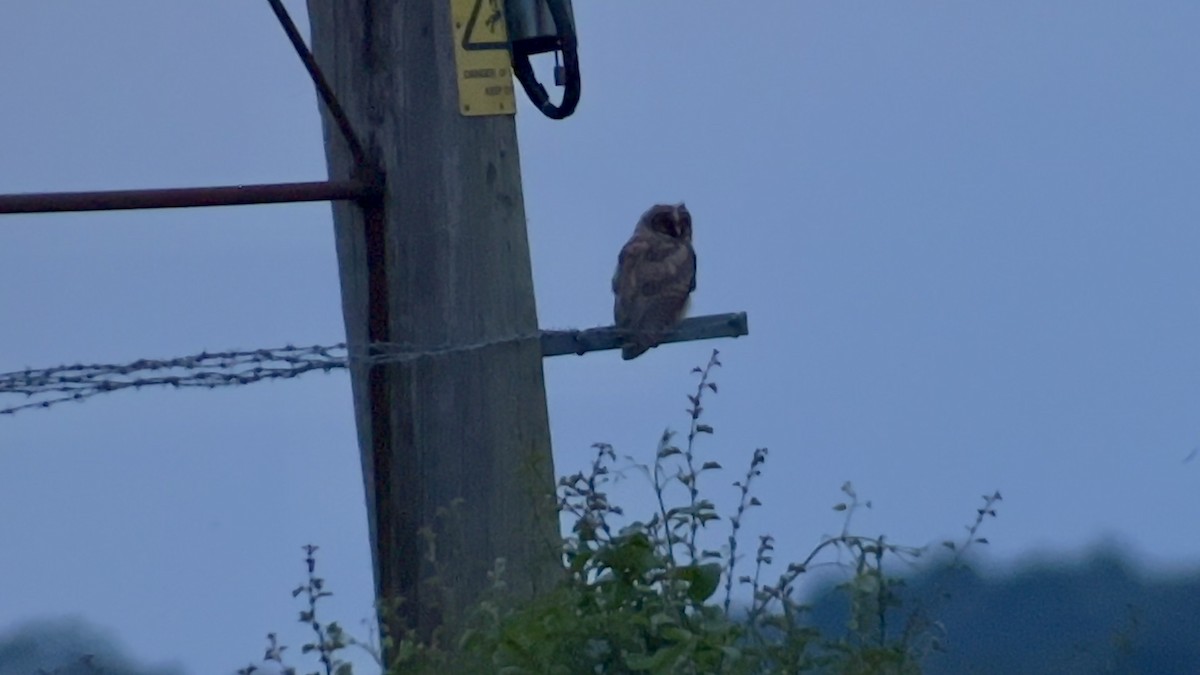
[620,330,660,360]
[621,343,650,360]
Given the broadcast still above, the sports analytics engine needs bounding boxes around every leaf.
[596,531,657,580]
[707,382,718,393]
[672,562,723,602]
[626,636,692,672]
[650,611,679,631]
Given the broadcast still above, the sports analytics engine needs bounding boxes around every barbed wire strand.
[2,312,748,417]
[0,331,548,416]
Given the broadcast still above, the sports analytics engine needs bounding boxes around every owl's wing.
[688,247,697,292]
[614,235,696,332]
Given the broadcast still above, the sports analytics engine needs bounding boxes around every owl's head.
[637,203,692,242]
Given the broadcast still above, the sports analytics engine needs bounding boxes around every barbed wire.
[1,313,749,417]
[0,332,543,416]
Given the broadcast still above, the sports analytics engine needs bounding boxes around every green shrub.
[241,351,999,675]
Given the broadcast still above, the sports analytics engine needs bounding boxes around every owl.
[612,203,697,360]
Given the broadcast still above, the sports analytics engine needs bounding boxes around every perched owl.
[612,203,697,360]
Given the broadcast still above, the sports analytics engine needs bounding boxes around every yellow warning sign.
[451,0,516,116]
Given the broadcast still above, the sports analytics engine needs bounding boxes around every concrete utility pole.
[307,1,559,639]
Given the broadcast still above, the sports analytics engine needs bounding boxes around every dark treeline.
[4,549,1198,673]
[806,548,1200,674]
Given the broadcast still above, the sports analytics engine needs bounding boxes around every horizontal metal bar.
[0,180,379,215]
[540,312,750,357]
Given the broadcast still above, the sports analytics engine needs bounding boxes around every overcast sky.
[2,2,1199,673]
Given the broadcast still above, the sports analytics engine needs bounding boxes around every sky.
[2,1,1199,673]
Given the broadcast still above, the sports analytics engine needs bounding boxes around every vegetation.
[844,549,1200,675]
[11,351,1200,673]
[237,351,1001,674]
[0,618,182,675]
[12,552,1200,673]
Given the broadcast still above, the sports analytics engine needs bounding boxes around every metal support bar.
[265,0,370,170]
[0,180,377,215]
[540,312,750,357]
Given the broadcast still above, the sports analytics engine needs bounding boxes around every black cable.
[510,0,581,120]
